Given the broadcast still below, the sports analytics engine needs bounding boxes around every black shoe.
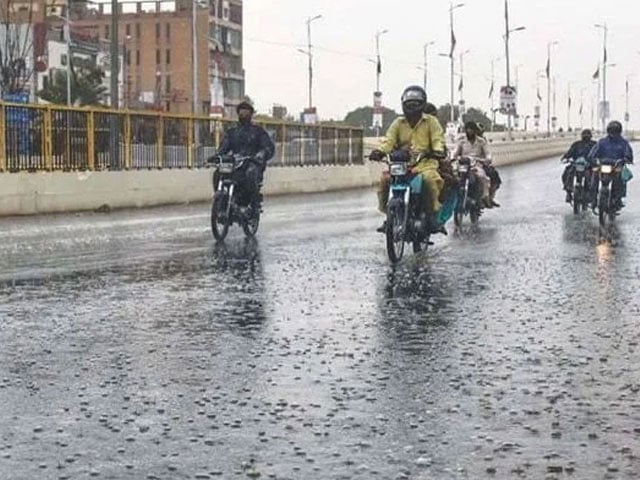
[491,199,501,208]
[376,221,387,233]
[565,191,572,203]
[431,225,448,236]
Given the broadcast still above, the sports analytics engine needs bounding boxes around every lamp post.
[448,1,465,125]
[595,23,608,132]
[625,74,633,132]
[423,40,435,92]
[305,14,322,110]
[375,29,388,93]
[458,49,470,125]
[503,0,525,138]
[110,0,118,108]
[546,40,559,136]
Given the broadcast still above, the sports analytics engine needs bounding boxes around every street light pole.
[65,0,72,106]
[423,41,435,92]
[503,0,525,139]
[459,49,470,124]
[625,74,632,132]
[595,23,608,132]
[306,14,322,110]
[375,29,388,93]
[110,0,118,109]
[448,2,464,126]
[192,0,198,115]
[546,41,558,136]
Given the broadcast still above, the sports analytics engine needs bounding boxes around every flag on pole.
[488,80,494,99]
[579,101,583,115]
[603,46,608,64]
[545,57,550,79]
[458,76,464,92]
[376,56,382,75]
[592,66,600,80]
[568,95,572,109]
[450,29,456,57]
[537,86,542,102]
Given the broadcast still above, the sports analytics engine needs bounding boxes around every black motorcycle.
[564,156,591,215]
[208,154,261,241]
[593,159,627,228]
[453,156,484,226]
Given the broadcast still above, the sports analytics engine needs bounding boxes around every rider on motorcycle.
[370,86,447,233]
[453,121,494,208]
[588,120,634,209]
[215,100,275,211]
[561,129,596,203]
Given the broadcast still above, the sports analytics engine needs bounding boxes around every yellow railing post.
[157,115,164,168]
[317,124,323,165]
[0,104,6,172]
[280,123,286,165]
[124,113,132,170]
[87,110,95,170]
[44,107,53,171]
[187,117,194,168]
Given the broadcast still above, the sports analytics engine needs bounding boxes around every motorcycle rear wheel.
[242,208,261,238]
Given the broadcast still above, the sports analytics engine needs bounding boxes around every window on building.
[105,25,110,39]
[135,23,141,38]
[156,49,160,64]
[125,24,131,36]
[61,54,67,66]
[229,3,242,24]
[165,75,171,94]
[165,23,170,40]
[155,23,160,39]
[165,49,170,65]
[126,50,131,66]
[136,50,140,66]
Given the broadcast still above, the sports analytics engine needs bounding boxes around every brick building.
[42,0,244,116]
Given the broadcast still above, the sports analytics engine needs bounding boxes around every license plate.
[390,163,407,176]
[600,165,613,174]
[219,163,234,174]
[458,166,468,173]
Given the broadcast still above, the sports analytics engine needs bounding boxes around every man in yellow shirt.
[370,86,447,232]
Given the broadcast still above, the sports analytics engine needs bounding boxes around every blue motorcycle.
[376,152,455,263]
[563,156,591,215]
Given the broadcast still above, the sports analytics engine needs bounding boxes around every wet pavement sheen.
[1,155,640,479]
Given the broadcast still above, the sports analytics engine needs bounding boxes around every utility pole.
[423,41,435,92]
[503,0,525,139]
[110,0,118,108]
[546,41,558,136]
[448,2,464,126]
[567,82,571,131]
[595,23,608,132]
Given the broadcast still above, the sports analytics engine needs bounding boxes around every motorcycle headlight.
[218,162,234,174]
[389,163,407,176]
[600,165,613,174]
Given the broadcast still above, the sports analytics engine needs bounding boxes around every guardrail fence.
[0,102,364,173]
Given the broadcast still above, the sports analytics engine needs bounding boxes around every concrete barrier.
[0,135,608,216]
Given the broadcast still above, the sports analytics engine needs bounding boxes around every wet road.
[1,154,640,480]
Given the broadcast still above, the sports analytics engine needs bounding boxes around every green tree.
[436,104,504,131]
[343,106,399,134]
[38,64,107,106]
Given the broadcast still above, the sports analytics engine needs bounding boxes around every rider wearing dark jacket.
[216,101,275,208]
[561,129,596,203]
[588,121,633,208]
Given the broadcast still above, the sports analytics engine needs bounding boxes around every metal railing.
[0,102,364,172]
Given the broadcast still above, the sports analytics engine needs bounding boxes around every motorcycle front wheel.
[211,193,231,241]
[386,201,406,263]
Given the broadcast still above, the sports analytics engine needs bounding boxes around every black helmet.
[581,129,592,140]
[401,85,427,118]
[236,100,255,114]
[606,121,622,136]
[464,120,479,133]
[424,102,437,116]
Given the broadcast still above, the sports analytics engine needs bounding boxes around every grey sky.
[244,0,640,129]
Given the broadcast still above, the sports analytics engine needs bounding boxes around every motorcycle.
[593,158,626,228]
[208,154,261,241]
[564,156,591,215]
[374,152,441,263]
[453,156,485,226]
